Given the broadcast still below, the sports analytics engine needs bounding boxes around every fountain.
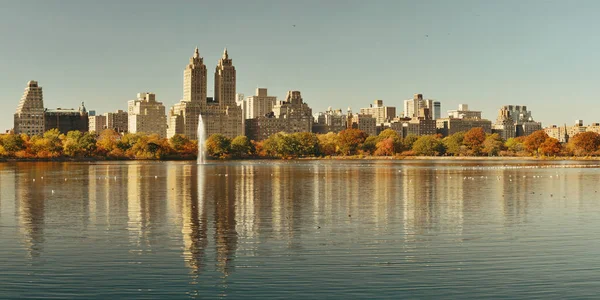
[197,114,206,164]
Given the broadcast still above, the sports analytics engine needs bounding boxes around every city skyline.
[2,1,600,131]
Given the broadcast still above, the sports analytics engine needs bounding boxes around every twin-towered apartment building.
[13,48,551,141]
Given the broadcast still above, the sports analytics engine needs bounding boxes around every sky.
[0,0,599,131]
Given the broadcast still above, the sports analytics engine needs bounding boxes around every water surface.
[1,160,600,299]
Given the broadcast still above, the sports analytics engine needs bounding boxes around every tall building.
[128,92,167,137]
[492,105,541,139]
[168,48,243,139]
[105,110,128,133]
[167,47,207,139]
[14,80,45,136]
[89,115,107,133]
[242,88,278,119]
[436,118,492,137]
[347,112,377,136]
[360,100,396,124]
[403,94,435,119]
[245,91,313,141]
[44,102,89,133]
[433,101,441,120]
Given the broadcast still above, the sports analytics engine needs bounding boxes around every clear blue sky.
[0,0,598,131]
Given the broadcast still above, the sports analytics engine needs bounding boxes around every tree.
[463,127,486,155]
[317,132,337,156]
[0,133,26,153]
[374,138,396,156]
[482,133,504,156]
[205,134,231,158]
[337,129,367,155]
[523,130,550,156]
[62,131,84,157]
[412,135,445,156]
[442,132,465,156]
[230,135,255,158]
[291,132,320,157]
[169,134,197,157]
[540,137,562,156]
[569,131,600,156]
[377,129,403,153]
[361,136,378,155]
[403,134,419,151]
[505,137,525,154]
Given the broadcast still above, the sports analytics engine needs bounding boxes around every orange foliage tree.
[337,129,367,155]
[463,127,487,155]
[569,132,600,156]
[524,130,550,156]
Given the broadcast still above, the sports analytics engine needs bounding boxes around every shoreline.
[3,155,600,163]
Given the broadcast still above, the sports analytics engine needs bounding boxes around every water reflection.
[5,160,600,298]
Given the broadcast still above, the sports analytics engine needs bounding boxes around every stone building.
[245,91,313,141]
[544,125,568,143]
[105,110,128,133]
[44,102,89,133]
[313,107,347,134]
[360,100,396,124]
[492,105,541,139]
[128,92,167,137]
[14,80,45,136]
[168,48,243,139]
[403,94,437,119]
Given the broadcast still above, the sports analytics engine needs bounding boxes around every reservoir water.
[1,160,600,299]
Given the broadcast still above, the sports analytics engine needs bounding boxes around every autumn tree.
[169,134,197,157]
[361,136,378,155]
[505,137,525,155]
[337,129,367,156]
[412,135,445,156]
[540,137,562,156]
[205,134,231,158]
[374,138,396,156]
[62,131,97,157]
[403,134,419,151]
[463,127,486,155]
[569,131,600,156]
[523,130,550,156]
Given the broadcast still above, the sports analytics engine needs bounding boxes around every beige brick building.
[105,110,128,133]
[313,107,347,134]
[14,80,45,136]
[436,118,492,137]
[241,88,278,119]
[128,92,167,137]
[348,113,377,136]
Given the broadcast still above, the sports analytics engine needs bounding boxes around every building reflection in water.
[15,163,47,260]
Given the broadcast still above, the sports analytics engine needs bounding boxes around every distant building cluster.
[13,48,567,142]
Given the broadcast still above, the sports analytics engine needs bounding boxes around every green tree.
[337,129,367,155]
[482,133,504,156]
[317,132,338,156]
[403,134,419,151]
[442,132,465,156]
[361,136,378,155]
[0,133,26,153]
[412,135,445,156]
[230,135,254,158]
[505,137,525,154]
[290,132,320,157]
[205,134,231,158]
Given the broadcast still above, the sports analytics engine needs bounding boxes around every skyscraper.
[14,80,45,135]
[168,48,243,139]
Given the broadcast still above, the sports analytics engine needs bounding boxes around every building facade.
[241,88,278,119]
[348,113,377,136]
[245,91,313,141]
[313,107,347,134]
[89,115,107,133]
[447,104,482,119]
[436,118,492,137]
[403,94,436,119]
[360,100,396,124]
[14,80,45,136]
[128,92,167,137]
[105,110,128,133]
[44,102,89,133]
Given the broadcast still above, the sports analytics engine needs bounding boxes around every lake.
[1,160,600,299]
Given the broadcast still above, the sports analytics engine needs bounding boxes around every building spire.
[223,47,228,59]
[194,47,199,58]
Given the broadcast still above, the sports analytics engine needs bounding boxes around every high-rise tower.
[214,48,236,107]
[184,47,207,105]
[14,80,45,135]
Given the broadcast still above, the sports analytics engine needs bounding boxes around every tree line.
[1,127,600,160]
